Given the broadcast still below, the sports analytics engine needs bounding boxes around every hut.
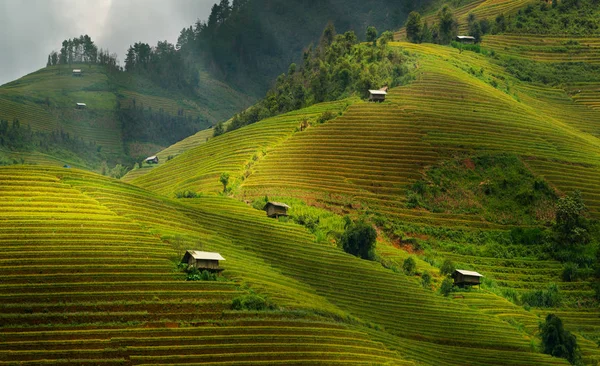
[264,201,290,218]
[144,155,159,164]
[452,269,483,288]
[368,89,387,102]
[72,69,82,77]
[181,250,225,272]
[456,36,476,44]
[75,103,86,109]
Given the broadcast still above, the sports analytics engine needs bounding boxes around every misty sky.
[0,0,215,85]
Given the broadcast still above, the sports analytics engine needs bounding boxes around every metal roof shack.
[72,69,82,77]
[75,103,86,109]
[452,269,483,287]
[368,89,387,102]
[182,250,225,272]
[456,35,476,44]
[144,155,159,164]
[264,201,290,218]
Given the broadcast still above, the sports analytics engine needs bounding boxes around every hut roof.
[72,69,82,73]
[186,250,225,261]
[369,90,387,95]
[266,201,290,209]
[457,36,476,40]
[76,103,86,107]
[455,269,483,277]
[145,155,157,160]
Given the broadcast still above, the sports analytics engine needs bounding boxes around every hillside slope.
[0,63,251,169]
[0,165,574,366]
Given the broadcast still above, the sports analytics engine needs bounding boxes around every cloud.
[0,0,214,85]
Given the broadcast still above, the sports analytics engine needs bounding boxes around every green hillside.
[0,63,251,170]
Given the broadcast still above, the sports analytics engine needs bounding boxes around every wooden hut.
[72,69,82,77]
[456,36,476,44]
[452,269,483,287]
[144,155,159,164]
[368,89,387,102]
[181,250,225,272]
[75,103,86,109]
[264,201,290,218]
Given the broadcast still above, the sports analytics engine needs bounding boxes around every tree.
[440,259,455,276]
[539,314,581,365]
[403,257,416,275]
[366,26,378,45]
[554,191,590,247]
[46,55,52,67]
[379,31,394,46]
[213,122,225,137]
[219,172,230,192]
[421,271,432,288]
[436,6,458,44]
[440,277,454,296]
[405,11,423,43]
[340,220,377,260]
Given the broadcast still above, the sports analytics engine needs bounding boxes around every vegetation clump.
[231,294,274,311]
[223,24,414,133]
[402,257,416,276]
[406,154,557,225]
[521,283,561,308]
[539,314,581,365]
[340,219,377,260]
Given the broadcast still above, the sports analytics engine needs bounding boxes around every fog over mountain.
[0,0,214,85]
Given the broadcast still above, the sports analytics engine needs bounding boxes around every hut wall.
[267,206,288,217]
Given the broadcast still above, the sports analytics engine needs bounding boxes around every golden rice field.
[0,165,575,365]
[482,35,600,64]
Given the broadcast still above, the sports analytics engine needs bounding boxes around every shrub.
[440,259,455,276]
[521,283,561,308]
[186,269,218,281]
[231,294,272,311]
[421,271,431,288]
[540,314,581,365]
[340,220,377,260]
[316,111,336,124]
[403,257,416,276]
[440,277,454,296]
[175,190,198,199]
[561,262,579,282]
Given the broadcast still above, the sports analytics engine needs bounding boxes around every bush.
[562,262,579,282]
[231,294,272,311]
[340,220,377,260]
[540,314,581,365]
[186,269,218,281]
[403,257,416,276]
[521,283,561,308]
[440,277,454,296]
[175,190,199,198]
[440,259,455,276]
[421,271,431,288]
[316,111,336,124]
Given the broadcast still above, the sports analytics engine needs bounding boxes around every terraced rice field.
[567,83,600,111]
[0,165,571,365]
[483,35,600,64]
[394,0,535,40]
[131,100,353,196]
[0,166,412,365]
[122,127,215,183]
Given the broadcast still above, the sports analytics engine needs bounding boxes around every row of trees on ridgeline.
[46,35,119,72]
[214,24,410,136]
[405,6,498,45]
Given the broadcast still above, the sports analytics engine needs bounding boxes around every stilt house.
[181,250,225,272]
[452,269,483,287]
[264,201,290,218]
